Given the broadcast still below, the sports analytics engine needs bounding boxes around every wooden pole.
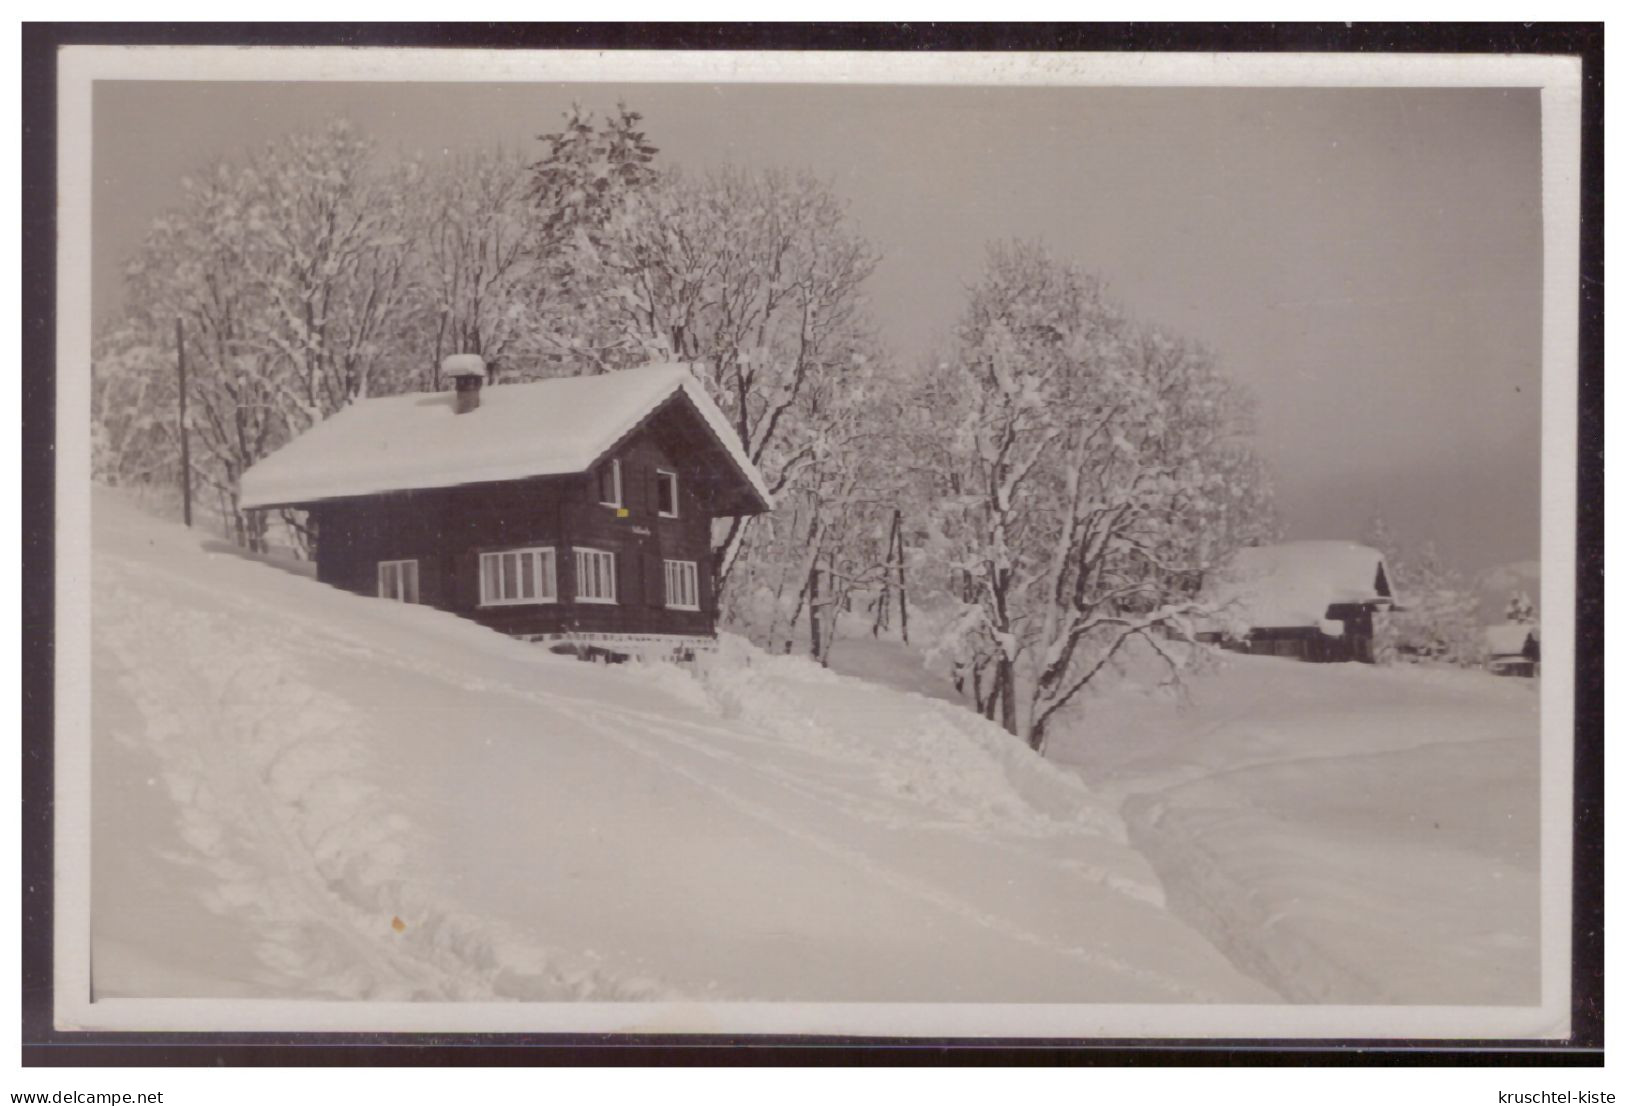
[175,317,192,528]
[806,559,822,663]
[892,509,909,644]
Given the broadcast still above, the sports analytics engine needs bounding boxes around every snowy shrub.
[1360,517,1488,668]
[1370,608,1401,666]
[1389,542,1486,667]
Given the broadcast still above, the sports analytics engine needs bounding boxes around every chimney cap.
[442,353,487,379]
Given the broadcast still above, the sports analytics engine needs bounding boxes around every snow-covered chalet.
[1200,541,1398,663]
[239,358,772,657]
[1483,623,1540,677]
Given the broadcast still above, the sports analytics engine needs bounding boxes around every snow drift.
[90,489,1271,1004]
[1050,652,1541,1005]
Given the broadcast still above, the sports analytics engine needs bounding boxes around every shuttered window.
[479,547,557,606]
[664,559,700,611]
[573,547,618,604]
[377,559,420,603]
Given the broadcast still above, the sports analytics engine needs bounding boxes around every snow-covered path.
[1048,655,1542,1004]
[90,491,1272,1004]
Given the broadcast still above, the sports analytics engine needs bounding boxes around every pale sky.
[92,81,1543,572]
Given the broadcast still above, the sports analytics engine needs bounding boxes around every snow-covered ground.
[782,611,1541,1007]
[1047,654,1541,1005]
[90,489,1271,1004]
[89,491,1540,1008]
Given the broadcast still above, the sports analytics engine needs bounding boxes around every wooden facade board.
[308,421,724,639]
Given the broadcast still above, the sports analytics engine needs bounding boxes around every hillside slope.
[90,490,1273,1004]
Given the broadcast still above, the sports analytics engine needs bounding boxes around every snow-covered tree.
[724,350,909,664]
[1360,514,1402,564]
[1360,519,1486,667]
[1505,589,1537,625]
[401,148,542,388]
[91,318,182,490]
[525,103,664,376]
[94,121,424,550]
[1391,541,1483,665]
[100,159,288,548]
[526,136,884,600]
[251,120,420,423]
[529,102,660,258]
[911,242,1272,751]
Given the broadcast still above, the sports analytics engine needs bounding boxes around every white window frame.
[377,559,420,603]
[573,547,618,604]
[655,468,680,519]
[597,458,622,508]
[664,559,700,611]
[479,547,558,608]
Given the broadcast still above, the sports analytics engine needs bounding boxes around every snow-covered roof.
[1205,541,1394,631]
[1484,623,1537,657]
[240,363,772,512]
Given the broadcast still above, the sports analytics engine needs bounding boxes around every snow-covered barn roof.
[1484,623,1537,657]
[239,363,772,513]
[1204,541,1395,631]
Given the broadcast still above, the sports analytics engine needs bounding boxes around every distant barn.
[1201,541,1397,663]
[240,359,772,659]
[1483,623,1540,677]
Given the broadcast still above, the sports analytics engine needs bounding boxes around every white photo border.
[50,43,1584,1041]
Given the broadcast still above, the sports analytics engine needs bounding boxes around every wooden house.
[1484,623,1540,677]
[1200,541,1397,663]
[239,358,771,658]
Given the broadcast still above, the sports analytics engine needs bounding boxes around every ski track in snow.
[534,696,1212,1002]
[97,535,1240,1003]
[96,551,671,1002]
[1054,656,1541,1005]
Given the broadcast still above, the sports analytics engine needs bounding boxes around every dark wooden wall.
[309,422,720,639]
[1238,629,1357,663]
[1233,603,1385,664]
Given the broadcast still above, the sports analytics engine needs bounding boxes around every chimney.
[443,354,486,414]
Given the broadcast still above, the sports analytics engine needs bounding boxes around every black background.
[20,20,1605,1067]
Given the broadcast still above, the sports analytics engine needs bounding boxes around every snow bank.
[94,501,670,1001]
[93,489,1272,1003]
[693,635,1125,843]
